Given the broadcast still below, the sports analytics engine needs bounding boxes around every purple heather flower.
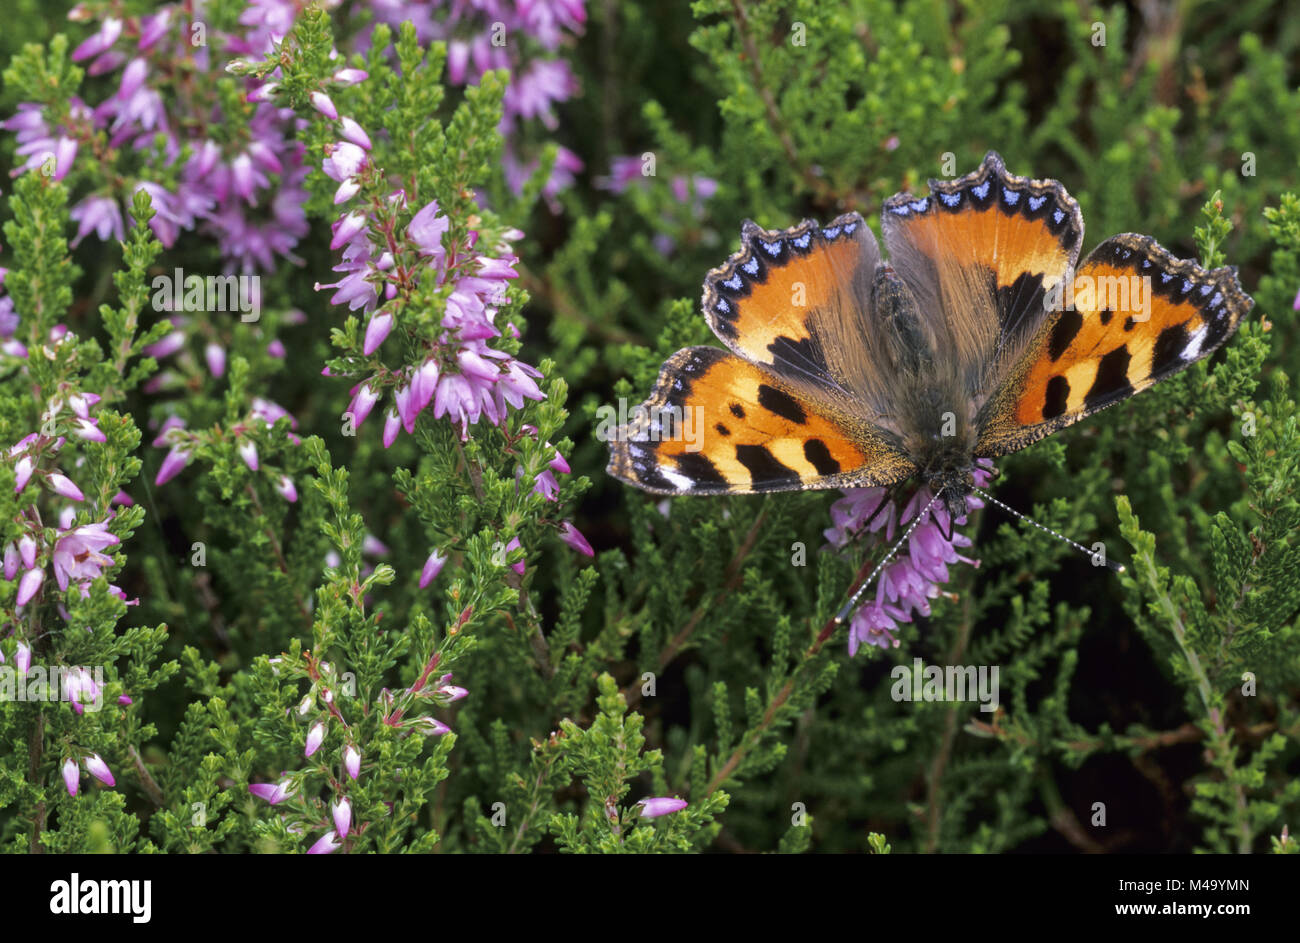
[249,779,296,805]
[505,536,526,576]
[363,311,393,355]
[62,758,80,797]
[827,461,994,654]
[435,674,469,703]
[205,342,227,378]
[16,568,44,606]
[84,753,115,787]
[419,550,447,588]
[344,744,361,781]
[307,830,341,855]
[16,641,31,675]
[52,521,120,592]
[305,721,325,757]
[48,473,85,502]
[332,797,352,837]
[276,474,298,503]
[238,440,259,471]
[559,522,594,557]
[639,797,688,818]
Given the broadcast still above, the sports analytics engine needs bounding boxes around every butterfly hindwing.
[606,347,915,495]
[975,233,1253,455]
[702,213,879,396]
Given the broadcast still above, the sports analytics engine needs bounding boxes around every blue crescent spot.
[1211,292,1223,307]
[1052,209,1065,224]
[939,192,961,208]
[1142,259,1151,268]
[887,204,910,216]
[1121,249,1132,259]
[1003,189,1021,206]
[762,241,782,257]
[1027,195,1046,211]
[793,232,811,248]
[1161,272,1173,282]
[742,257,760,275]
[822,226,842,238]
[1200,284,1213,295]
[909,198,929,213]
[972,181,991,200]
[723,274,743,291]
[1181,279,1193,293]
[843,222,858,234]
[716,299,730,313]
[672,379,683,391]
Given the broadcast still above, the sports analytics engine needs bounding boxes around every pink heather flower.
[16,568,44,606]
[52,521,120,593]
[363,311,393,355]
[408,200,450,262]
[639,797,688,818]
[419,550,447,588]
[310,91,338,120]
[205,342,227,377]
[505,536,525,576]
[238,440,259,471]
[62,758,80,797]
[155,448,191,485]
[344,745,361,781]
[332,68,368,86]
[48,473,85,502]
[348,382,380,427]
[332,797,352,837]
[249,779,296,805]
[267,339,286,358]
[305,721,325,757]
[413,716,452,735]
[2,543,15,579]
[276,475,298,503]
[559,522,594,557]
[827,460,994,654]
[435,674,469,703]
[307,830,341,855]
[64,667,101,714]
[84,753,115,786]
[15,641,30,675]
[14,455,34,492]
[118,694,133,706]
[338,117,371,150]
[72,418,106,443]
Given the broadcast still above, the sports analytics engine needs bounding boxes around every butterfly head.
[925,465,976,522]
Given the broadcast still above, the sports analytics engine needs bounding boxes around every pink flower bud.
[305,721,325,757]
[276,475,298,503]
[49,473,84,501]
[205,342,227,377]
[238,440,259,471]
[419,550,446,588]
[638,797,688,818]
[84,753,115,786]
[339,117,372,150]
[331,68,368,86]
[307,830,341,854]
[248,779,295,805]
[310,91,338,120]
[15,641,30,675]
[332,797,352,836]
[363,311,393,355]
[559,522,594,557]
[344,745,361,780]
[63,758,79,796]
[16,567,44,606]
[14,456,34,493]
[155,448,191,485]
[18,534,36,568]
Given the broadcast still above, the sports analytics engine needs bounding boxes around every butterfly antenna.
[970,486,1125,573]
[834,488,945,625]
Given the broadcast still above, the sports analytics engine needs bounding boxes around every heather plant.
[0,0,1295,856]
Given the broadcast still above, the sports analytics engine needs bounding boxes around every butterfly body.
[608,153,1252,515]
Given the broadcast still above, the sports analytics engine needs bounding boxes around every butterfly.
[606,151,1253,525]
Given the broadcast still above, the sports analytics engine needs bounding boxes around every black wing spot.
[1122,315,1136,331]
[1099,308,1113,325]
[1084,346,1134,408]
[729,403,746,419]
[674,452,727,487]
[735,444,798,485]
[1151,323,1190,377]
[1043,375,1070,419]
[757,384,807,424]
[1048,309,1084,362]
[715,423,731,437]
[803,439,840,475]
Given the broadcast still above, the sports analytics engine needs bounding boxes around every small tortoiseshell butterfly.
[607,152,1253,524]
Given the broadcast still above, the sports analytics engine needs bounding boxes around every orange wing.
[880,151,1084,395]
[702,213,880,397]
[976,233,1253,455]
[606,347,914,495]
